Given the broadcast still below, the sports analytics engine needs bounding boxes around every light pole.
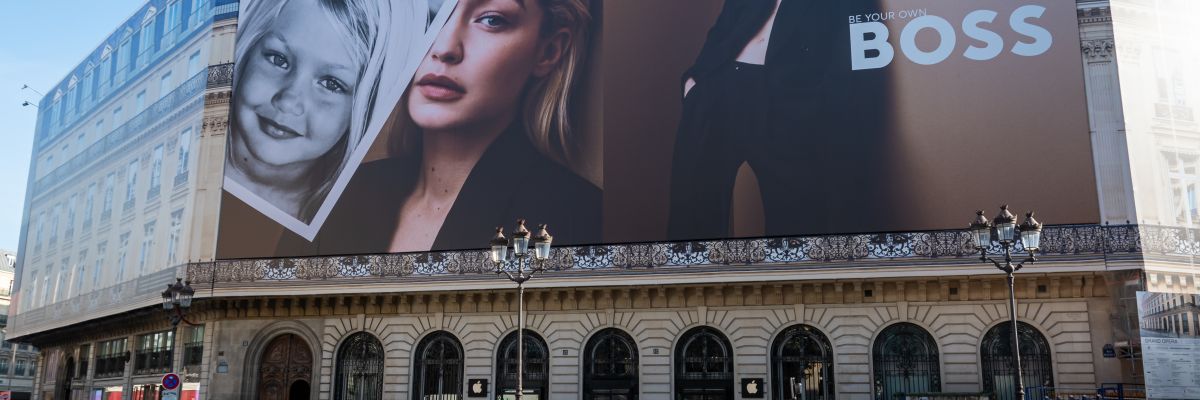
[160,278,196,328]
[970,206,1042,400]
[489,219,553,400]
[161,278,196,375]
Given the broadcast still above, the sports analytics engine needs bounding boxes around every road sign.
[162,373,181,390]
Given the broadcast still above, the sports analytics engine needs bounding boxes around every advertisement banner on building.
[216,0,1098,259]
[1137,291,1200,400]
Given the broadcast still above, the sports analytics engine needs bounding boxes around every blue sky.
[0,1,146,251]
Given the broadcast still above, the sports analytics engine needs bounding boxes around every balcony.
[94,354,127,379]
[134,348,172,375]
[182,342,203,366]
[186,224,1197,289]
[33,70,209,199]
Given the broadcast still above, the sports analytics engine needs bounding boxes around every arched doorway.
[334,332,385,400]
[872,323,940,400]
[980,322,1055,400]
[56,356,75,400]
[289,380,311,400]
[772,325,835,400]
[583,328,639,400]
[495,330,549,399]
[674,326,733,400]
[412,331,464,400]
[258,334,314,400]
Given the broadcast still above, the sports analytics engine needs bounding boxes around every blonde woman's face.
[234,0,361,167]
[409,0,560,133]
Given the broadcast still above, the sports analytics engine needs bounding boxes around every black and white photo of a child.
[224,0,430,229]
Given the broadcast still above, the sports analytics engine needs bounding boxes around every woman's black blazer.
[679,0,897,235]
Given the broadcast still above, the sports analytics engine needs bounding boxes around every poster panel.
[1137,291,1200,400]
[221,0,453,239]
[217,0,1099,258]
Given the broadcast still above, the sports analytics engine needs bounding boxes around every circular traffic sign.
[162,373,180,390]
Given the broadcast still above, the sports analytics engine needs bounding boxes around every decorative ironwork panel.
[676,327,734,400]
[496,330,549,399]
[873,323,940,400]
[773,325,835,400]
[980,322,1055,400]
[189,224,1200,287]
[413,332,463,400]
[206,63,234,88]
[334,332,384,400]
[585,328,639,400]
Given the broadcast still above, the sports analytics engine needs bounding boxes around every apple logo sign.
[741,378,765,398]
[467,379,488,397]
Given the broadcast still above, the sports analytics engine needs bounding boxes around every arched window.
[674,326,733,400]
[334,332,384,400]
[495,330,548,399]
[772,325,835,400]
[412,331,464,400]
[584,328,639,400]
[872,323,940,400]
[980,322,1054,400]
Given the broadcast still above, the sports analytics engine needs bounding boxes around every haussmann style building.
[7,1,1200,400]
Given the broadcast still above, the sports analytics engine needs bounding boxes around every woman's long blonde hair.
[232,0,423,222]
[392,0,593,164]
[523,0,593,163]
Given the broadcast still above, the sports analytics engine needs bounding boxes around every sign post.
[161,373,181,400]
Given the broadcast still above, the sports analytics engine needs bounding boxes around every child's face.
[234,0,362,168]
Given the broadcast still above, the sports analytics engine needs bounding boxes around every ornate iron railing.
[206,62,233,88]
[187,224,1197,285]
[33,69,208,198]
[94,354,127,378]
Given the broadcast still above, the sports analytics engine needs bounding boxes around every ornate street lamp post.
[161,278,196,327]
[970,206,1042,400]
[490,219,553,400]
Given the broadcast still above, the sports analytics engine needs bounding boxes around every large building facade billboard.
[216,0,1098,259]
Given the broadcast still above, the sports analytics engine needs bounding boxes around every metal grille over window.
[183,325,205,367]
[94,338,128,378]
[78,344,91,380]
[675,326,734,399]
[584,328,639,400]
[135,330,175,375]
[334,332,384,400]
[496,330,549,399]
[872,323,941,400]
[981,322,1055,400]
[773,325,836,400]
[412,331,463,400]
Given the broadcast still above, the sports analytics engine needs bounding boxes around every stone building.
[1,250,38,399]
[8,1,1200,400]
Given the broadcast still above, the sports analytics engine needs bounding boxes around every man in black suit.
[667,0,894,241]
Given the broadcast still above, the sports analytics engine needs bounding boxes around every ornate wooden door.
[258,334,314,400]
